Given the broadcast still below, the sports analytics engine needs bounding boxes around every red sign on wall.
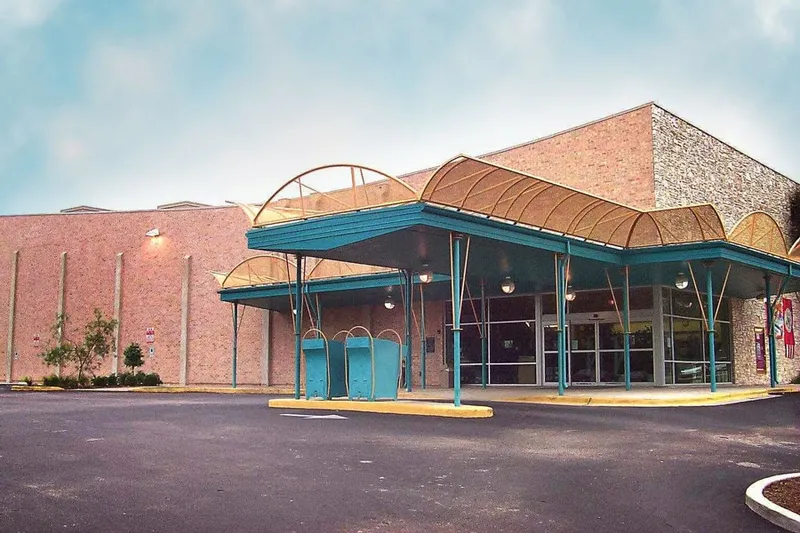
[784,298,794,358]
[754,327,766,374]
[145,327,155,344]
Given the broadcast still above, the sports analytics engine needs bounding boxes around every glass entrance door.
[544,321,598,384]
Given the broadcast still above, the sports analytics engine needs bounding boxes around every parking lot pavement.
[1,391,797,532]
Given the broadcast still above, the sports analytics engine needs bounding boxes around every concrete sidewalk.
[399,384,799,407]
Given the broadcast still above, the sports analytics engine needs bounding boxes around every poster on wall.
[767,298,784,340]
[754,327,766,374]
[783,298,794,359]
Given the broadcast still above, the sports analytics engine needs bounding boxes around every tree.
[790,188,800,245]
[123,343,144,373]
[38,309,118,384]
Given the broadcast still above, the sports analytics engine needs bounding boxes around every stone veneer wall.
[652,105,800,385]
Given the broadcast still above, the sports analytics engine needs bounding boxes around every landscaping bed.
[763,477,800,515]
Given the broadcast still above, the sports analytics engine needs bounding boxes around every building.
[3,103,800,390]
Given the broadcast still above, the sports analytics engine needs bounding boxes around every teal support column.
[294,255,303,400]
[706,263,717,392]
[404,269,413,392]
[557,254,566,396]
[419,285,426,389]
[623,266,631,391]
[480,278,487,389]
[452,234,463,407]
[765,275,778,388]
[232,302,239,389]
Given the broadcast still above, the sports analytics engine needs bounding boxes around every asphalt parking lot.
[0,392,797,533]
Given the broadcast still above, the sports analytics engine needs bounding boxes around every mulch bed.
[763,477,800,515]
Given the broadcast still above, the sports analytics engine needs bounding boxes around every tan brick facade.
[3,103,798,387]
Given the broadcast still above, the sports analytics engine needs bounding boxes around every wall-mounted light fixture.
[674,272,689,290]
[384,295,396,310]
[500,276,516,294]
[145,228,161,238]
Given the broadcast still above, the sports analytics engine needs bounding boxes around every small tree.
[123,343,144,373]
[38,309,117,384]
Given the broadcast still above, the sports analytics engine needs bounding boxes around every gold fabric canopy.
[246,154,796,261]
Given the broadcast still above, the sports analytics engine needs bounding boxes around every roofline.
[0,204,237,220]
[397,102,655,180]
[651,102,796,184]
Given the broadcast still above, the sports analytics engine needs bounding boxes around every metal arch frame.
[252,163,418,227]
[215,254,296,289]
[728,211,789,257]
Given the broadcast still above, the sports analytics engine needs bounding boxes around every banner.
[783,298,794,359]
[754,327,766,374]
[771,298,784,340]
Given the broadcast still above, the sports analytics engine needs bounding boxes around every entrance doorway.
[544,320,655,385]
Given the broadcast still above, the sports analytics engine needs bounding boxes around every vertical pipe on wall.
[294,255,303,400]
[706,264,716,392]
[6,251,19,382]
[765,275,777,387]
[262,309,271,386]
[480,278,487,389]
[623,265,631,391]
[56,251,67,378]
[179,255,191,385]
[404,269,412,392]
[452,234,463,407]
[419,284,426,389]
[231,302,238,388]
[112,253,124,376]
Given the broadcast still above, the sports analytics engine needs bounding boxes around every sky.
[1,0,799,215]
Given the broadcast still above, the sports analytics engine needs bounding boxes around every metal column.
[294,255,303,400]
[765,275,778,388]
[480,278,487,389]
[232,302,239,389]
[623,266,631,391]
[705,264,717,392]
[452,235,463,407]
[404,269,413,392]
[556,254,567,396]
[419,284,426,389]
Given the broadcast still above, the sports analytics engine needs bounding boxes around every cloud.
[750,0,800,44]
[3,0,799,216]
[0,0,62,28]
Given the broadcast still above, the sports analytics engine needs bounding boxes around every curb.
[130,386,297,395]
[268,398,493,419]
[746,473,800,532]
[11,385,65,392]
[490,389,776,407]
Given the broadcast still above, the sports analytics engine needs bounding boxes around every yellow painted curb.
[131,386,296,395]
[11,385,65,391]
[502,390,774,407]
[268,398,493,419]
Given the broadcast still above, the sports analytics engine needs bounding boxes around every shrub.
[106,373,118,387]
[20,376,33,386]
[91,375,108,388]
[141,373,162,386]
[60,376,79,389]
[42,374,61,387]
[135,371,147,386]
[123,343,144,374]
[118,372,137,387]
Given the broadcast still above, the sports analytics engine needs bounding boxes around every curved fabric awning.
[420,155,727,248]
[729,211,788,257]
[253,164,418,227]
[213,254,296,289]
[306,259,393,280]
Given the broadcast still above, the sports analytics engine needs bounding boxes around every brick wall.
[0,206,264,385]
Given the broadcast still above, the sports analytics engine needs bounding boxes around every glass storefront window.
[491,296,535,322]
[491,365,537,385]
[672,319,704,362]
[598,351,654,383]
[598,322,653,350]
[489,322,536,363]
[444,324,484,365]
[671,290,703,319]
[445,299,482,325]
[714,322,731,361]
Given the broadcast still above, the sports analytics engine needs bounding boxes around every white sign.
[148,346,155,357]
[145,327,155,344]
